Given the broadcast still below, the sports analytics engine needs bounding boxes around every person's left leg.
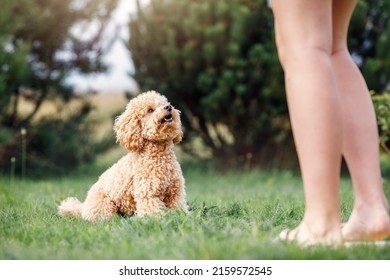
[331,0,390,242]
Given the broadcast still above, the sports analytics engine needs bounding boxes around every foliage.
[350,0,390,92]
[0,0,117,175]
[0,101,99,176]
[30,102,97,175]
[371,91,390,154]
[1,166,390,259]
[129,0,290,168]
[129,0,389,168]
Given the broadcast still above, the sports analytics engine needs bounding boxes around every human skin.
[271,0,390,245]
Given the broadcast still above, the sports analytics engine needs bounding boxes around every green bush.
[128,0,389,169]
[0,100,101,177]
[371,91,390,154]
[350,0,390,93]
[129,0,292,168]
[0,0,117,176]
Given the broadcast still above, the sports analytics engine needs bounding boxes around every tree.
[129,0,290,168]
[128,0,389,168]
[350,0,390,153]
[0,0,117,175]
[350,0,390,92]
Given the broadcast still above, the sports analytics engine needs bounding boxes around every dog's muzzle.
[164,104,173,111]
[164,113,173,122]
[163,104,173,122]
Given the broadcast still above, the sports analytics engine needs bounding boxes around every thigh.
[332,0,357,52]
[272,0,333,65]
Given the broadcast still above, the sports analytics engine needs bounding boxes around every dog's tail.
[58,197,83,218]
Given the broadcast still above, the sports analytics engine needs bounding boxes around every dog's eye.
[148,108,154,113]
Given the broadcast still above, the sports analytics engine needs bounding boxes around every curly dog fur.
[58,91,188,221]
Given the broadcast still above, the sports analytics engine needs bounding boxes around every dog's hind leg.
[80,189,117,221]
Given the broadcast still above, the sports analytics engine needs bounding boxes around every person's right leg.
[272,0,343,245]
[331,0,390,242]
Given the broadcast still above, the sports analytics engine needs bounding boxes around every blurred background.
[0,0,389,177]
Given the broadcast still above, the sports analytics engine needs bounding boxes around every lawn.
[1,150,390,260]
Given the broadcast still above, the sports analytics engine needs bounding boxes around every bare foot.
[342,205,390,242]
[280,221,343,246]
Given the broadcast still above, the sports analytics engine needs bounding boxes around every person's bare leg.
[272,0,342,245]
[331,0,390,242]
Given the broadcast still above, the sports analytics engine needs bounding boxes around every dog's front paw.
[135,198,166,217]
[135,207,166,217]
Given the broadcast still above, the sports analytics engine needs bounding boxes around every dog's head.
[114,91,183,152]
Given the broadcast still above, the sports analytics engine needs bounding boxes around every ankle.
[301,217,342,241]
[351,200,390,219]
[354,192,389,211]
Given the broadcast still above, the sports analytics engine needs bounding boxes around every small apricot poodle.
[58,91,188,221]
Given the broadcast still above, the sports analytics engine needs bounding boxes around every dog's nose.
[164,104,173,111]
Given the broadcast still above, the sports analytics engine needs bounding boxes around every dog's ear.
[114,109,144,152]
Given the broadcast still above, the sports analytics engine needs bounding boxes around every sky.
[66,0,150,94]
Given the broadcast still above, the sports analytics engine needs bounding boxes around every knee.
[331,44,351,61]
[275,34,332,69]
[277,43,333,70]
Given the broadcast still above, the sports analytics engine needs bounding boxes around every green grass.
[1,154,390,260]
